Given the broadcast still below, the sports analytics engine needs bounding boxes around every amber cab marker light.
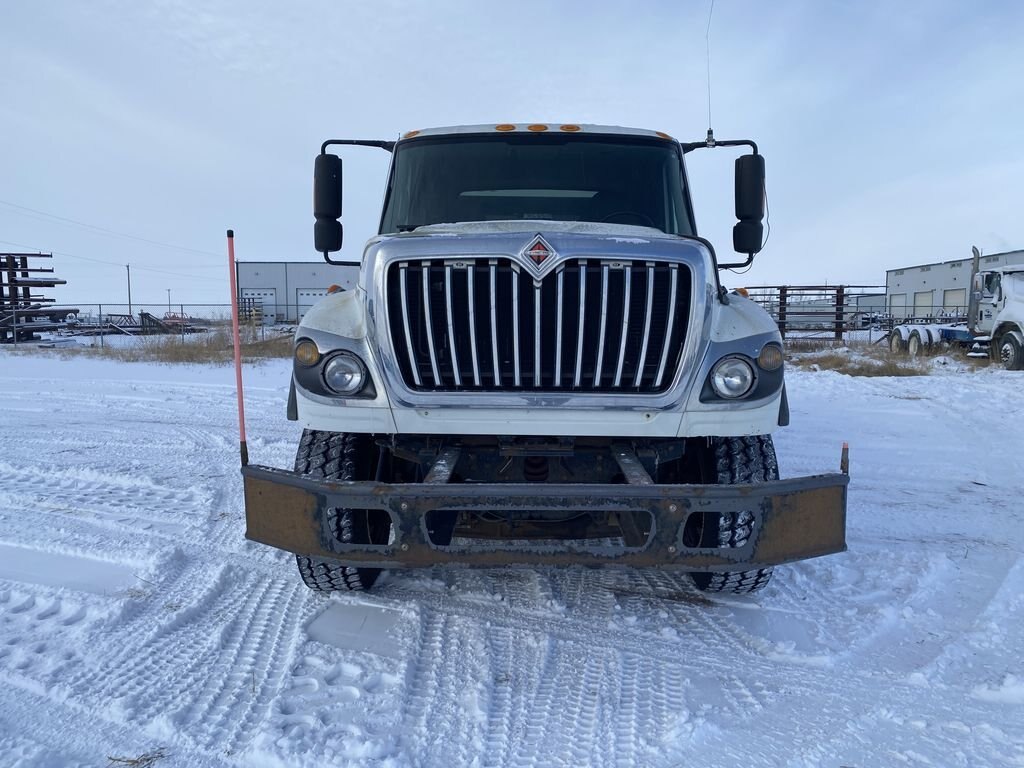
[403,130,420,139]
[656,131,674,140]
[560,124,581,132]
[527,124,548,132]
[327,284,343,294]
[495,124,516,132]
[733,287,750,298]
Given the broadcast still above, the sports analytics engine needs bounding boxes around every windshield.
[379,134,692,236]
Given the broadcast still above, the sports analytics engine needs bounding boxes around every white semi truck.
[240,124,848,595]
[889,247,1024,369]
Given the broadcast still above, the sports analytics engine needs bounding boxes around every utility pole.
[166,288,171,314]
[126,264,133,317]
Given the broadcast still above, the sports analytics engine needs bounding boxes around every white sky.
[2,0,1022,305]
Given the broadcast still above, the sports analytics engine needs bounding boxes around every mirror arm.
[321,139,395,154]
[717,254,754,270]
[681,137,758,154]
[322,252,360,266]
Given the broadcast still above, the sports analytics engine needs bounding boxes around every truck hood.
[361,220,713,288]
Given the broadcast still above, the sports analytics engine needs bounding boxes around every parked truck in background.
[240,123,849,596]
[889,246,1024,369]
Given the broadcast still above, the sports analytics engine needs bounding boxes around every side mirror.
[733,153,765,254]
[733,219,764,254]
[314,154,344,254]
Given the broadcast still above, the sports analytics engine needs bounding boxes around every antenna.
[705,0,716,147]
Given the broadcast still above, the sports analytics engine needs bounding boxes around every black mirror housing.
[314,220,343,254]
[314,154,344,254]
[734,153,765,254]
[735,154,765,221]
[314,154,343,219]
[733,220,764,254]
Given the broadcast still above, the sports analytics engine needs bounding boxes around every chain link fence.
[2,302,307,358]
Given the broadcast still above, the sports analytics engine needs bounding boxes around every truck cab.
[973,267,1024,368]
[241,124,848,596]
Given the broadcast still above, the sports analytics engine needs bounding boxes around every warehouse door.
[296,288,329,321]
[889,293,907,319]
[913,290,935,318]
[241,288,277,325]
[942,288,966,315]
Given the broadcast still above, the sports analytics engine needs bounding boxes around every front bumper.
[242,465,848,570]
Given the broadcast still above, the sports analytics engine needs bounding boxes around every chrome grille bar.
[633,263,656,387]
[512,266,521,387]
[593,263,610,386]
[398,263,422,387]
[612,265,632,387]
[654,264,679,388]
[421,264,441,385]
[573,263,587,387]
[533,281,542,387]
[444,264,461,386]
[466,264,481,386]
[490,261,501,386]
[553,268,565,387]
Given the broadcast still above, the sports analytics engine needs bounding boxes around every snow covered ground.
[0,349,1021,767]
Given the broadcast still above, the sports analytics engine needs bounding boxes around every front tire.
[889,330,905,353]
[998,332,1024,370]
[293,430,390,593]
[689,436,777,595]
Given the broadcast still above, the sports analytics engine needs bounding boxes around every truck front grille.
[385,258,691,393]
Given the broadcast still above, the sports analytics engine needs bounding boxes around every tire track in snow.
[400,609,492,766]
[64,564,309,753]
[0,676,235,768]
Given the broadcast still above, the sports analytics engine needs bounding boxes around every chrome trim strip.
[533,282,542,387]
[444,264,462,386]
[634,263,655,387]
[421,264,441,385]
[593,263,610,386]
[654,264,679,388]
[512,266,521,387]
[466,264,481,386]
[613,265,632,387]
[490,261,501,386]
[398,263,422,387]
[554,268,565,387]
[573,263,587,388]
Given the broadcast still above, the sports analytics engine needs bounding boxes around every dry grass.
[107,747,168,767]
[789,347,930,377]
[9,327,291,364]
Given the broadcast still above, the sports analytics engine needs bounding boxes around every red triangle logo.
[526,237,550,264]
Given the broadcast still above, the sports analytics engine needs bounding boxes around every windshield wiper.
[397,224,423,232]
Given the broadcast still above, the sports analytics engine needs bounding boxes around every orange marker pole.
[227,229,248,466]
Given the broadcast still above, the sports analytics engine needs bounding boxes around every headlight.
[323,354,367,395]
[711,357,756,399]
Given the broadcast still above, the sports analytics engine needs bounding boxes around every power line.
[0,198,224,262]
[0,238,224,283]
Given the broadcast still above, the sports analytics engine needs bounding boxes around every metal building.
[885,249,1024,320]
[236,261,358,323]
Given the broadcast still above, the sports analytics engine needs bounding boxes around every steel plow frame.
[242,464,848,571]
